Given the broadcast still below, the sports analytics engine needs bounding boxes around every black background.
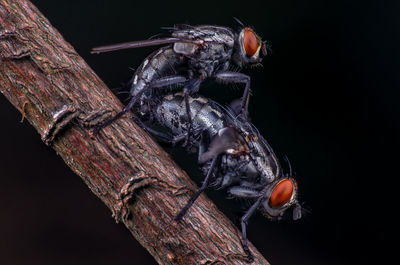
[1,0,398,264]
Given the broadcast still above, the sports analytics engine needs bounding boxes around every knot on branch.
[112,171,194,223]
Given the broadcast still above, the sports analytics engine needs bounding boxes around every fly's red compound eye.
[243,28,259,57]
[268,179,294,208]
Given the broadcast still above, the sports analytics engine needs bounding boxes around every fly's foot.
[243,246,254,263]
[174,211,184,222]
[246,253,254,263]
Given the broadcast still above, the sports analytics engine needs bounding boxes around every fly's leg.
[168,126,203,146]
[240,196,263,262]
[175,155,219,221]
[182,78,201,146]
[93,75,187,135]
[228,186,261,198]
[92,95,138,135]
[132,116,174,144]
[198,130,210,163]
[183,88,192,146]
[214,71,251,119]
[150,75,188,91]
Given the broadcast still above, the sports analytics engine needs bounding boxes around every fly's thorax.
[232,122,281,184]
[251,142,280,183]
[172,25,235,48]
[172,25,235,77]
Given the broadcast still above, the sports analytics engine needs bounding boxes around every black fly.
[136,92,302,261]
[91,21,269,142]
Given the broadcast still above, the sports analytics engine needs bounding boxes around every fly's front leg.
[215,71,251,119]
[240,196,263,262]
[175,155,220,221]
[93,75,187,135]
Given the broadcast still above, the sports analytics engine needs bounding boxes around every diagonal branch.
[0,1,270,264]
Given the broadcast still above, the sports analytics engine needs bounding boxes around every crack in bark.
[42,104,80,144]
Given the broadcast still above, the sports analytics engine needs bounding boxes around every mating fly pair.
[90,20,300,261]
[135,92,302,261]
[91,19,268,140]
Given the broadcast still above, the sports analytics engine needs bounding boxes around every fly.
[136,92,302,261]
[91,19,269,143]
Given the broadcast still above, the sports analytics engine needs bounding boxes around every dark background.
[1,0,398,264]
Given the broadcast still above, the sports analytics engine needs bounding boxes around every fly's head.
[233,27,268,68]
[246,130,302,221]
[260,177,302,221]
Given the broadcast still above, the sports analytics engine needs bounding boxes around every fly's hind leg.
[239,196,263,262]
[174,155,220,221]
[182,78,202,146]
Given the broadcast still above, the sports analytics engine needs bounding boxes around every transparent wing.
[90,37,181,54]
[199,127,243,164]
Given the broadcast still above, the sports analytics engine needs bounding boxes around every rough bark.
[0,1,270,264]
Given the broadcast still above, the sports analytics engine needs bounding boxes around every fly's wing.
[171,25,235,56]
[91,38,181,54]
[199,127,244,164]
[91,25,234,55]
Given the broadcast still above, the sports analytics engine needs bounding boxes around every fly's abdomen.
[155,93,226,138]
[130,47,183,97]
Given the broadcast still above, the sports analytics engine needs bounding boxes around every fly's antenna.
[262,40,273,57]
[233,17,245,27]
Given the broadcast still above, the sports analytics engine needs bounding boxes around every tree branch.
[0,1,270,264]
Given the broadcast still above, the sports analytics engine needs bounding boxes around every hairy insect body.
[154,93,280,187]
[171,26,235,77]
[130,26,236,106]
[92,23,267,134]
[142,92,302,260]
[91,22,292,261]
[131,47,183,97]
[156,93,226,138]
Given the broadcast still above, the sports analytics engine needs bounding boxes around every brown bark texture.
[0,1,270,264]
